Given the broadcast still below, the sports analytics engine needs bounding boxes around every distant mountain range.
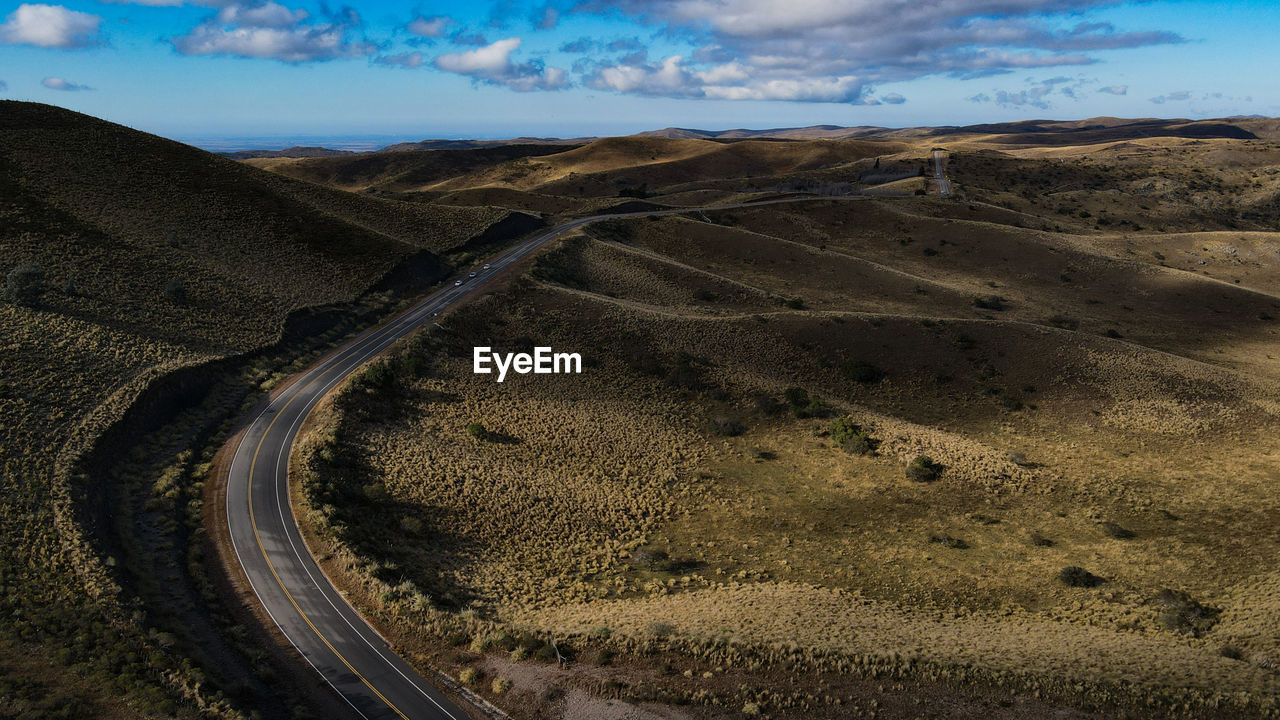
[217,116,1277,159]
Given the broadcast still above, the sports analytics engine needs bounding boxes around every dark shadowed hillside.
[0,101,520,719]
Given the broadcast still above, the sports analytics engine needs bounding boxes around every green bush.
[829,418,875,455]
[842,359,884,384]
[466,422,487,440]
[4,262,45,306]
[164,278,186,303]
[905,455,941,482]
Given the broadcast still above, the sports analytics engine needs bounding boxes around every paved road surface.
[223,196,866,719]
[933,149,952,195]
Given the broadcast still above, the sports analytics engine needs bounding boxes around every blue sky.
[0,1,1274,148]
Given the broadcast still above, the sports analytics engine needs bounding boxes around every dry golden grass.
[304,138,1280,715]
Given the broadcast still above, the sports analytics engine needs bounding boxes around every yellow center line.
[247,357,414,720]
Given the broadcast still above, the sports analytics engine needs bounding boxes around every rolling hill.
[0,101,523,719]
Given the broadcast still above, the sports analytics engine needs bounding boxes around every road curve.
[932,149,952,196]
[223,196,863,719]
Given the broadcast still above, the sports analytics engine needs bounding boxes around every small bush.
[491,677,512,694]
[929,533,968,549]
[164,278,187,303]
[648,622,675,638]
[783,387,810,409]
[1154,589,1220,636]
[710,416,746,437]
[459,668,480,685]
[1029,532,1055,547]
[742,701,762,716]
[905,455,942,482]
[4,263,45,306]
[1100,522,1135,539]
[829,418,876,455]
[973,295,1007,311]
[1058,566,1105,588]
[466,422,487,440]
[842,359,884,384]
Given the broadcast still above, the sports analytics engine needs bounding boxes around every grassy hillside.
[298,136,1280,719]
[0,102,517,718]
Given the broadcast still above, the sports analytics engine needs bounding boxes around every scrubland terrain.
[5,101,1280,720]
[0,102,518,718]
[293,120,1280,719]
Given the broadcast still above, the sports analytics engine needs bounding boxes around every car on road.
[454,280,462,286]
[483,264,491,269]
[469,272,477,278]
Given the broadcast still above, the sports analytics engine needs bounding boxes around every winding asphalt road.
[224,195,871,719]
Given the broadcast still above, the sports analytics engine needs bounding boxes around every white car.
[483,264,491,270]
[454,280,462,286]
[469,272,477,278]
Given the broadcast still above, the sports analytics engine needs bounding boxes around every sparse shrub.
[1154,589,1220,636]
[400,516,423,534]
[750,392,783,416]
[666,352,706,392]
[1007,451,1031,466]
[1048,315,1079,330]
[999,394,1024,411]
[362,483,389,503]
[1100,522,1135,539]
[491,677,512,694]
[742,700,762,716]
[1029,532,1055,547]
[164,278,186,303]
[905,455,942,482]
[648,622,675,638]
[360,360,397,390]
[973,295,1007,311]
[781,296,805,310]
[710,416,746,437]
[4,263,45,306]
[466,422,487,440]
[929,533,968,549]
[783,387,810,409]
[1058,566,1105,587]
[459,668,480,685]
[829,418,876,455]
[842,359,884,384]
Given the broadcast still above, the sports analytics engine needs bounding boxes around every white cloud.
[0,4,102,49]
[435,37,569,91]
[1098,85,1127,95]
[437,37,522,75]
[408,15,449,38]
[567,0,1181,103]
[172,2,373,63]
[42,76,92,91]
[1149,90,1191,104]
[216,2,307,30]
[880,92,906,104]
